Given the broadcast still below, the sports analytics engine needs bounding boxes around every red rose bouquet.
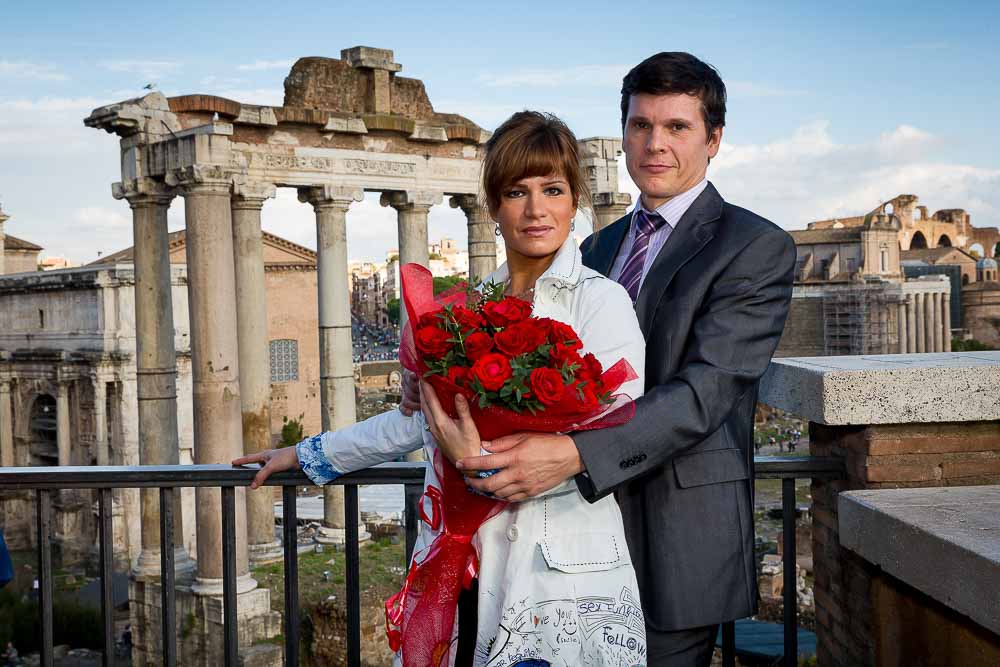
[385,263,638,666]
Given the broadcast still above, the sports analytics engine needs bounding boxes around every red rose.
[529,367,566,407]
[482,297,532,328]
[415,326,453,358]
[463,331,493,361]
[494,321,546,357]
[418,309,446,330]
[547,320,583,350]
[549,343,583,372]
[469,353,513,392]
[532,317,556,338]
[450,306,485,332]
[446,366,469,387]
[578,352,604,382]
[574,381,600,408]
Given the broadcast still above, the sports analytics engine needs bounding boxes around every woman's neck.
[505,249,557,296]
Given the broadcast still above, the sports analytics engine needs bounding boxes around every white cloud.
[73,206,130,230]
[0,96,107,152]
[237,59,294,72]
[0,60,68,81]
[701,121,1000,228]
[101,60,181,80]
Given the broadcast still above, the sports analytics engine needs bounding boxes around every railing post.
[282,485,300,667]
[159,487,177,667]
[782,478,798,666]
[345,484,361,667]
[98,488,114,667]
[36,489,54,667]
[221,486,239,666]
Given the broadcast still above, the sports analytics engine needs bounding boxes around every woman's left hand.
[420,380,483,467]
[232,446,300,489]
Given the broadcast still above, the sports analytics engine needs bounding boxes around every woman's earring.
[495,224,501,237]
[570,218,576,232]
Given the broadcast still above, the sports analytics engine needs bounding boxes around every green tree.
[432,275,464,295]
[952,337,995,351]
[386,298,401,325]
[280,413,305,448]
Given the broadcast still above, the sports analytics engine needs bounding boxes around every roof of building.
[3,234,43,251]
[789,228,863,245]
[900,247,978,264]
[92,229,316,267]
[977,257,999,269]
[962,280,1000,292]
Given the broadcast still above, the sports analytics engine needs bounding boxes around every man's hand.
[420,381,483,464]
[399,369,421,416]
[457,433,584,502]
[232,447,300,490]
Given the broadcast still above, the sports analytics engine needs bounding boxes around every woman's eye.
[544,187,564,196]
[504,189,524,198]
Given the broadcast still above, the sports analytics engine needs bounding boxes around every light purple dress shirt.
[609,178,709,293]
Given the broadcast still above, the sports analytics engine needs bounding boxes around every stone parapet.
[761,352,1000,666]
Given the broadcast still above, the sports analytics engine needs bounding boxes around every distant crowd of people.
[351,318,400,363]
[754,427,803,454]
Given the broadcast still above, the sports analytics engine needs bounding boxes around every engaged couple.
[235,51,796,667]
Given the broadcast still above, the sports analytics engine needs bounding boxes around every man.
[416,52,796,666]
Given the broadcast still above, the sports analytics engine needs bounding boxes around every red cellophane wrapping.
[385,263,638,666]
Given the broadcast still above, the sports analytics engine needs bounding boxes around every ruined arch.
[994,241,1000,258]
[937,234,952,247]
[963,274,970,285]
[28,393,58,465]
[910,231,928,249]
[969,243,985,258]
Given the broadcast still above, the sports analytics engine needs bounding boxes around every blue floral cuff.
[296,434,342,486]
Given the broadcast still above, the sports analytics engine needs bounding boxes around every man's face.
[623,92,722,209]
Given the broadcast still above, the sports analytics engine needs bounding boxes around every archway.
[29,394,58,465]
[969,243,985,258]
[994,241,1000,258]
[937,235,952,247]
[910,231,928,249]
[963,274,970,285]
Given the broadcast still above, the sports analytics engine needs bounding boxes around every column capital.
[297,185,363,210]
[593,192,633,208]
[448,194,486,215]
[231,179,277,209]
[113,178,175,206]
[380,190,442,211]
[165,165,234,194]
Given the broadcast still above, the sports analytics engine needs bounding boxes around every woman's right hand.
[232,447,301,490]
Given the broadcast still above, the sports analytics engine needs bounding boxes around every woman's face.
[494,173,577,262]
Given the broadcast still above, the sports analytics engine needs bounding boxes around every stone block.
[760,352,1000,424]
[839,486,1000,636]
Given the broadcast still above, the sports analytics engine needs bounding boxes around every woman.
[234,111,648,667]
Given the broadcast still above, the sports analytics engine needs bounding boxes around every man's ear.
[707,126,723,159]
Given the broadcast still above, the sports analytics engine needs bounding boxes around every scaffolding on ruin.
[823,283,892,355]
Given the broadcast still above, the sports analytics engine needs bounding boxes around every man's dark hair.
[620,52,727,138]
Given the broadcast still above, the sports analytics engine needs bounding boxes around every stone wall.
[761,353,1000,667]
[775,296,825,357]
[962,282,1000,347]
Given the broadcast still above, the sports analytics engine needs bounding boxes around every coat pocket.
[672,447,749,488]
[538,532,627,573]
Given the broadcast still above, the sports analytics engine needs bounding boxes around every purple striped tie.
[618,209,667,301]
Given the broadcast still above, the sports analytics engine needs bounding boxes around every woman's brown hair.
[482,111,591,217]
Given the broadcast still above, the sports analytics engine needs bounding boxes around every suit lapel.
[634,183,724,334]
[584,214,631,276]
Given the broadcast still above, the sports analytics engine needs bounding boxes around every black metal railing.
[0,456,843,667]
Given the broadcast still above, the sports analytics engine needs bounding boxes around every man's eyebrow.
[666,118,694,127]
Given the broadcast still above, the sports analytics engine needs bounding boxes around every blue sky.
[2,0,1000,263]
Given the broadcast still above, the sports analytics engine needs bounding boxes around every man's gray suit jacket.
[573,183,796,632]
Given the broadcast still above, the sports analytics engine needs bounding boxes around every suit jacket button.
[506,525,519,542]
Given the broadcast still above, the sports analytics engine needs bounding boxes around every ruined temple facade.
[0,204,44,275]
[808,193,1000,259]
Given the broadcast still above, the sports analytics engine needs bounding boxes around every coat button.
[506,525,519,542]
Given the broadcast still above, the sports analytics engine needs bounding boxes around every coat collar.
[633,182,723,333]
[481,233,584,290]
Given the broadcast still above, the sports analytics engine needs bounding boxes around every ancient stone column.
[877,303,890,354]
[906,295,917,353]
[116,180,192,576]
[0,379,13,467]
[298,186,368,545]
[92,374,108,467]
[179,175,255,596]
[914,292,926,353]
[450,194,496,284]
[592,192,632,232]
[897,301,908,354]
[56,379,71,466]
[382,191,441,463]
[924,290,936,353]
[932,292,944,352]
[943,288,952,352]
[231,182,283,565]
